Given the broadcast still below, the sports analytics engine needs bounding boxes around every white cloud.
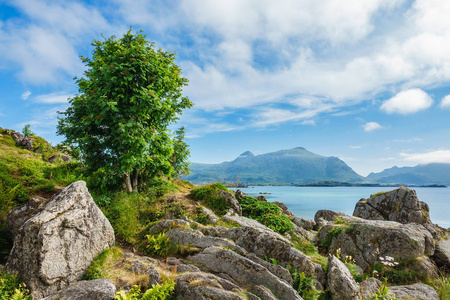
[363,122,383,132]
[381,89,433,114]
[441,95,450,108]
[35,92,71,104]
[400,150,450,164]
[21,91,31,100]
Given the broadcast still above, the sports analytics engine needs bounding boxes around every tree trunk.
[123,172,133,193]
[132,169,139,192]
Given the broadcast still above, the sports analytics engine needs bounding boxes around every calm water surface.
[233,186,450,228]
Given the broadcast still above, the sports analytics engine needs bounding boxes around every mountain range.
[185,147,450,186]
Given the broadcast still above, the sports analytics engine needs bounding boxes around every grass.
[429,271,450,300]
[190,183,231,215]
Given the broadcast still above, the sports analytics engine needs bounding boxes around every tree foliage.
[57,30,192,192]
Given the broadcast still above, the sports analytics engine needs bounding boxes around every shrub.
[190,183,230,216]
[114,280,175,300]
[0,271,31,300]
[145,233,171,257]
[237,195,294,234]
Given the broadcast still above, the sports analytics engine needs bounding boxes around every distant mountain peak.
[238,151,254,158]
[294,147,306,150]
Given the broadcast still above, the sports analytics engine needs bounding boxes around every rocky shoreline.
[2,182,449,299]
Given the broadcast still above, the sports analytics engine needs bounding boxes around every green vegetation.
[114,281,175,300]
[287,266,323,300]
[320,227,344,250]
[237,195,294,233]
[429,272,450,300]
[370,191,388,198]
[84,247,123,280]
[145,233,170,257]
[57,29,192,193]
[190,183,230,216]
[0,271,31,300]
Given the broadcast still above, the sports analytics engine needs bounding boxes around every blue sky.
[1,0,450,176]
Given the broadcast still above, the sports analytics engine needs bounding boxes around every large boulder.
[388,283,439,300]
[219,191,242,216]
[353,187,444,239]
[10,131,35,151]
[318,217,435,272]
[432,236,450,268]
[41,279,116,300]
[327,255,359,300]
[188,246,302,300]
[6,181,115,299]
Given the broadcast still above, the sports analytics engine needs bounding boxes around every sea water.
[232,186,450,228]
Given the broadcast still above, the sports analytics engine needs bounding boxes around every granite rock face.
[219,190,243,216]
[41,279,116,300]
[388,283,440,300]
[6,181,115,299]
[432,235,450,268]
[327,255,359,300]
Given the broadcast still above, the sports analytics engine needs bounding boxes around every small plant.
[145,233,171,257]
[288,267,323,300]
[429,271,450,300]
[0,271,31,300]
[22,124,34,137]
[114,280,176,300]
[320,226,344,250]
[190,183,230,216]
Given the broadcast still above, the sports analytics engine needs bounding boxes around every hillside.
[367,163,450,185]
[186,147,365,185]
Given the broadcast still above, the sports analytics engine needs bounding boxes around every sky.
[1,0,450,176]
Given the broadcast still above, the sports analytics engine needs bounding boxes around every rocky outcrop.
[188,246,302,300]
[431,235,450,268]
[48,153,72,163]
[292,217,315,231]
[388,283,439,300]
[353,187,444,239]
[327,255,359,300]
[314,210,346,229]
[9,130,35,151]
[272,201,294,216]
[41,279,116,300]
[219,191,242,216]
[166,227,240,251]
[198,205,219,224]
[6,181,115,299]
[360,278,382,299]
[317,216,436,272]
[174,272,247,300]
[222,209,269,230]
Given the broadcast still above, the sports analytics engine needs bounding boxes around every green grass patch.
[190,183,230,216]
[83,246,123,280]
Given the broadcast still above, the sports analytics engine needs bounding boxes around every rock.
[188,246,302,300]
[273,201,288,211]
[6,181,115,299]
[360,278,382,300]
[235,189,245,199]
[388,283,439,300]
[222,209,269,230]
[432,235,450,268]
[166,257,201,273]
[223,226,325,287]
[409,256,438,279]
[318,217,436,271]
[218,191,242,216]
[40,279,116,300]
[7,197,48,237]
[166,227,239,250]
[353,187,444,239]
[48,153,72,163]
[291,217,315,231]
[148,219,190,234]
[256,195,267,201]
[251,285,279,300]
[175,272,246,300]
[327,255,360,300]
[314,210,346,229]
[199,205,219,224]
[10,131,35,151]
[245,253,293,285]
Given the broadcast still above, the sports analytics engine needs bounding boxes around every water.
[232,186,450,228]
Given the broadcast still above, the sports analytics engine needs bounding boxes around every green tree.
[22,124,34,137]
[57,30,193,192]
[171,126,190,178]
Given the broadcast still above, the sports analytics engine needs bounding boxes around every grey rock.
[188,246,302,300]
[318,217,436,271]
[273,201,288,211]
[7,197,48,237]
[48,153,72,163]
[175,272,246,300]
[235,189,245,199]
[11,131,35,151]
[6,181,115,299]
[292,217,315,231]
[199,205,219,224]
[388,283,439,300]
[130,261,160,286]
[327,255,359,300]
[251,285,279,300]
[314,210,346,229]
[40,279,116,300]
[245,253,293,285]
[148,219,190,234]
[219,190,242,216]
[256,195,267,201]
[222,209,269,230]
[166,228,239,250]
[223,226,325,287]
[360,278,382,300]
[353,187,444,239]
[166,257,201,273]
[432,235,450,268]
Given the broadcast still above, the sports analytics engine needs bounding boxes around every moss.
[370,191,387,198]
